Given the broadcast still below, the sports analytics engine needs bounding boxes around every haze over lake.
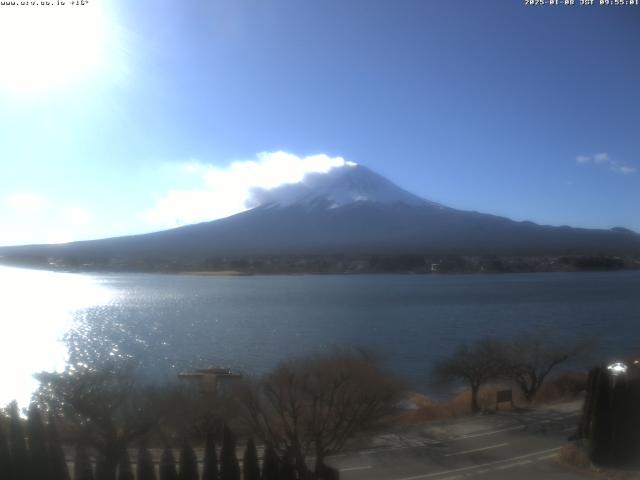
[2,265,639,407]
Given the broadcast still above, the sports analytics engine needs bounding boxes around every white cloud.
[46,228,74,245]
[593,152,610,164]
[615,165,637,175]
[62,206,92,226]
[7,192,47,212]
[144,151,354,228]
[1,194,94,245]
[575,153,636,175]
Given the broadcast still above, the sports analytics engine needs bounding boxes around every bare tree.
[237,349,405,479]
[141,381,236,442]
[498,333,591,401]
[34,363,156,480]
[433,339,504,413]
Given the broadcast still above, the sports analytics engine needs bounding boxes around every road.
[327,401,589,480]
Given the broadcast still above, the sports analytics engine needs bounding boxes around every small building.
[178,366,243,395]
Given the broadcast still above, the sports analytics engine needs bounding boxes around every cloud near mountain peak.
[144,151,356,228]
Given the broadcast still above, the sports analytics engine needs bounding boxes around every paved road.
[327,402,589,480]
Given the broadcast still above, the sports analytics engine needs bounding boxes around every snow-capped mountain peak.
[2,161,639,265]
[248,163,435,209]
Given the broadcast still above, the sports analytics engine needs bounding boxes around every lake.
[1,265,639,407]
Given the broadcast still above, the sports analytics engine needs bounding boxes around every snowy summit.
[249,163,434,210]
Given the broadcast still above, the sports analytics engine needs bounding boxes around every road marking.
[330,413,577,460]
[339,465,372,472]
[451,415,577,441]
[330,420,557,458]
[390,446,562,480]
[330,440,441,458]
[536,453,558,460]
[493,459,532,470]
[444,443,508,457]
[453,425,523,440]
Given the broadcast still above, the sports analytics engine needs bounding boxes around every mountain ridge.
[0,164,639,272]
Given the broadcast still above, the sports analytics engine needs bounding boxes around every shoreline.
[2,252,638,276]
[177,270,250,277]
[1,260,639,277]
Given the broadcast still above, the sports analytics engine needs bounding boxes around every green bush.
[73,445,94,480]
[137,446,156,480]
[201,432,218,480]
[261,444,279,480]
[219,426,239,480]
[178,441,198,480]
[242,438,260,480]
[160,447,178,480]
[117,449,134,480]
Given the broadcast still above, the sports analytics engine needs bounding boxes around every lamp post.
[583,358,640,467]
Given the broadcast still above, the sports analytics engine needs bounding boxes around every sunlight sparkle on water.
[0,266,114,408]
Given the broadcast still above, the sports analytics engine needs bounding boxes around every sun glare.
[0,265,115,407]
[0,2,112,95]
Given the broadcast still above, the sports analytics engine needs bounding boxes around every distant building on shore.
[178,366,242,395]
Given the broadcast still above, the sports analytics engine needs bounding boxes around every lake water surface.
[1,265,639,407]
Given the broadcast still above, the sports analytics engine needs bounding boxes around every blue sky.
[0,0,638,246]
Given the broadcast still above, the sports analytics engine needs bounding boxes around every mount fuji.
[1,163,639,271]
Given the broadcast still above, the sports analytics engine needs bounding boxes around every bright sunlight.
[0,265,114,408]
[0,2,112,95]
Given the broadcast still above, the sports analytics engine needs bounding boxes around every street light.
[607,361,628,376]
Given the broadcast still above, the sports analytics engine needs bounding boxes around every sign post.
[496,388,513,411]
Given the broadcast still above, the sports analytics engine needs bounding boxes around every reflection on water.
[0,266,114,407]
[2,265,639,408]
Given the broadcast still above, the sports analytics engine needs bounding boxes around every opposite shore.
[1,253,639,275]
